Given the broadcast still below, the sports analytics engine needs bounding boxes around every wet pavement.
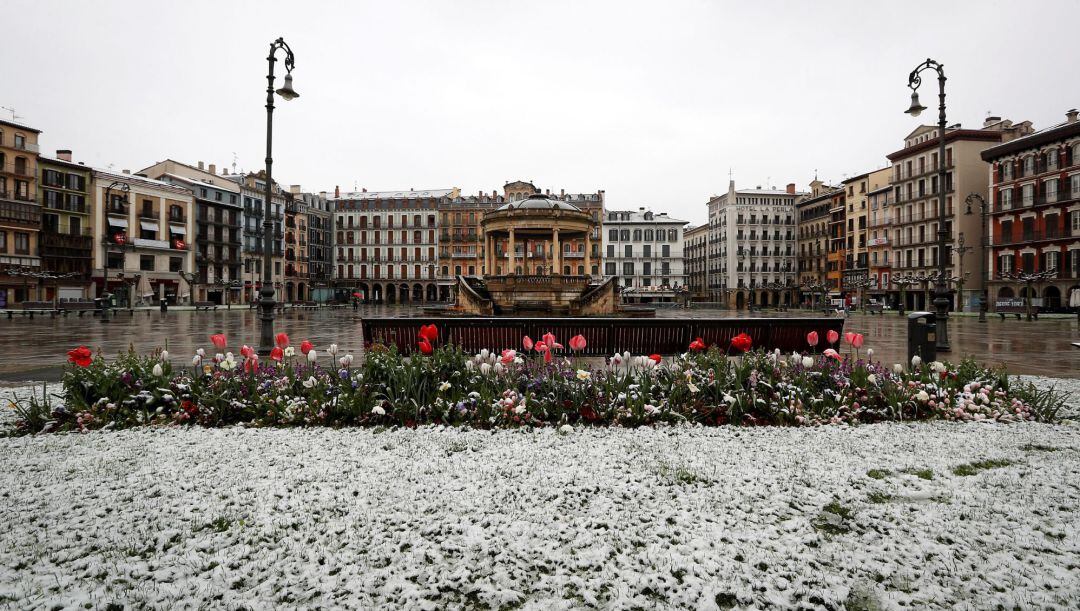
[0,306,1076,381]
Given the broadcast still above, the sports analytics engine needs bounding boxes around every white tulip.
[307,349,318,363]
[327,343,339,357]
[915,390,930,402]
[868,374,878,385]
[302,376,317,388]
[479,363,492,375]
[339,354,353,368]
[283,346,295,358]
[866,348,874,361]
[930,361,946,374]
[465,360,476,371]
[802,356,814,369]
[893,363,904,375]
[192,355,202,366]
[371,405,385,415]
[160,350,169,361]
[152,363,163,377]
[790,352,801,366]
[494,362,506,374]
[480,349,490,360]
[196,348,205,357]
[911,355,922,368]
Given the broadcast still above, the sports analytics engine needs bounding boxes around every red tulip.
[569,334,587,351]
[67,346,93,367]
[826,329,839,345]
[210,334,227,350]
[522,336,534,351]
[649,354,662,364]
[542,332,563,350]
[730,333,752,353]
[275,332,290,348]
[300,340,313,355]
[244,354,259,373]
[418,324,439,343]
[852,333,864,349]
[418,339,433,355]
[806,331,819,347]
[844,332,856,346]
[240,345,255,359]
[270,346,284,361]
[689,337,706,352]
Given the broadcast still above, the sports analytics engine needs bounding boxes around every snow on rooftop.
[334,188,455,201]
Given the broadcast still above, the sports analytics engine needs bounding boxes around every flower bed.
[12,326,1066,434]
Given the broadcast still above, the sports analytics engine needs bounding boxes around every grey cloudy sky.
[4,0,1079,224]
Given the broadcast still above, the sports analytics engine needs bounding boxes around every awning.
[169,224,187,235]
[140,220,159,231]
[108,218,129,229]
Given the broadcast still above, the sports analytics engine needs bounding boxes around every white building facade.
[706,181,801,308]
[602,207,688,302]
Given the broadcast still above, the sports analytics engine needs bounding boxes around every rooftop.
[604,208,689,225]
[495,193,584,213]
[0,118,41,133]
[333,188,456,201]
[981,110,1080,160]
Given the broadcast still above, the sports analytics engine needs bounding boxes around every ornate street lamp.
[800,279,828,311]
[258,37,299,356]
[951,232,973,314]
[905,58,952,351]
[964,193,989,322]
[101,180,130,322]
[845,275,878,313]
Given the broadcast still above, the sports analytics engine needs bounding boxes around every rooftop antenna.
[0,106,20,122]
[231,152,238,174]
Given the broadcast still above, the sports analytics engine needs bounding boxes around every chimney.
[290,184,302,194]
[335,185,340,198]
[122,169,131,175]
[319,191,327,198]
[56,149,72,162]
[1067,109,1079,124]
[560,188,565,197]
[209,163,216,175]
[983,116,1001,127]
[786,183,796,195]
[198,161,204,170]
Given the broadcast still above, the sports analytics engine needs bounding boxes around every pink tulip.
[210,334,227,350]
[806,331,819,347]
[826,330,839,345]
[823,348,841,360]
[522,336,534,351]
[844,332,856,346]
[569,334,587,351]
[852,333,864,349]
[542,332,563,350]
[240,345,255,359]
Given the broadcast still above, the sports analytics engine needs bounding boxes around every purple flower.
[339,369,350,380]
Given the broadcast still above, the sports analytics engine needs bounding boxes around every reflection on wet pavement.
[1,306,1076,380]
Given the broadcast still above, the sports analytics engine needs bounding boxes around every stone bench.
[194,301,218,311]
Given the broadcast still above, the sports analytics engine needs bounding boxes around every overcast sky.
[4,0,1079,224]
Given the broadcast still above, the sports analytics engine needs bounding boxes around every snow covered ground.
[1,412,1079,608]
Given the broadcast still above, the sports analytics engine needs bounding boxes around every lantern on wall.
[113,232,127,246]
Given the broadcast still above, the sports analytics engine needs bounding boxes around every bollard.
[907,311,936,366]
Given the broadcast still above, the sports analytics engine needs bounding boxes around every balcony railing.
[0,161,35,178]
[139,209,158,220]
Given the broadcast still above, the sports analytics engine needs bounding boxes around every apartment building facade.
[0,119,41,307]
[92,169,195,305]
[39,150,94,299]
[866,184,895,302]
[602,207,688,302]
[141,160,243,304]
[331,187,451,303]
[707,181,800,308]
[682,223,708,298]
[298,189,333,303]
[439,190,504,299]
[839,168,891,304]
[981,109,1080,312]
[795,180,837,306]
[883,117,1032,310]
[227,171,286,303]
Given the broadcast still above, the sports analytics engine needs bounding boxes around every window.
[622,262,634,276]
[70,217,81,236]
[643,245,651,257]
[662,244,670,257]
[1023,156,1033,175]
[605,262,616,275]
[140,255,155,271]
[14,232,29,254]
[624,245,632,258]
[169,257,183,272]
[1047,150,1058,170]
[1045,179,1058,202]
[619,229,630,241]
[1022,184,1034,206]
[1001,188,1013,210]
[606,244,614,257]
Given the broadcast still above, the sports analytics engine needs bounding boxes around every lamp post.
[846,275,877,313]
[952,232,972,313]
[964,193,989,322]
[258,37,299,356]
[101,180,129,322]
[905,57,951,351]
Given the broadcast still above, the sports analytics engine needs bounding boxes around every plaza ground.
[0,305,1077,381]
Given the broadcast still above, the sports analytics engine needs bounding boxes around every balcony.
[168,213,186,223]
[139,209,158,220]
[133,238,171,249]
